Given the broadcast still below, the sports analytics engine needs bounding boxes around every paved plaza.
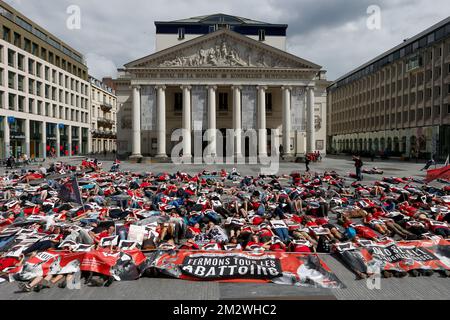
[0,156,449,300]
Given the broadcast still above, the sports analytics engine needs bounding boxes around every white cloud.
[3,0,449,80]
[85,53,117,79]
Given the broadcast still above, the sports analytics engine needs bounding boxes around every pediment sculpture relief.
[157,38,294,68]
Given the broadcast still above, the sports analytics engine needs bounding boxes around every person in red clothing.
[179,238,199,250]
[0,254,24,273]
[363,212,389,236]
[289,239,314,253]
[269,237,286,252]
[89,225,115,244]
[245,235,270,251]
[0,213,15,227]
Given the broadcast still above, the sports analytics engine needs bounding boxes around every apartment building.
[0,2,90,159]
[89,76,117,154]
[327,17,450,159]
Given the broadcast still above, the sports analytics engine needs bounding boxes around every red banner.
[13,249,147,281]
[425,165,450,183]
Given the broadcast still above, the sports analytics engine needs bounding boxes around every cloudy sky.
[4,0,449,80]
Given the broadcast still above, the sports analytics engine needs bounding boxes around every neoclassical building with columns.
[114,14,329,160]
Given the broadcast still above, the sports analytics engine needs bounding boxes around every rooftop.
[155,13,287,27]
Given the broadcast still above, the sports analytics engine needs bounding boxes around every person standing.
[353,155,363,181]
[305,154,311,172]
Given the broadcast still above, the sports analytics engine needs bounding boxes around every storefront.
[82,128,88,155]
[46,123,57,157]
[9,117,25,158]
[0,117,4,159]
[59,124,68,157]
[29,120,41,159]
[71,126,79,156]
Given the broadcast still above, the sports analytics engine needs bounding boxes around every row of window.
[333,23,450,89]
[177,26,266,41]
[331,105,450,134]
[1,22,86,79]
[0,91,89,123]
[333,63,450,102]
[0,68,88,109]
[91,87,116,107]
[0,45,89,96]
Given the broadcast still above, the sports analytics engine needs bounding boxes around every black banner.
[181,253,282,280]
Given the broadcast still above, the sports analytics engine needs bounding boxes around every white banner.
[192,86,207,131]
[242,86,257,130]
[141,86,157,131]
[291,87,306,131]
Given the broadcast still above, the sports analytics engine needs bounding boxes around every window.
[7,49,15,67]
[8,71,14,89]
[2,26,11,42]
[258,29,266,41]
[17,54,24,71]
[8,93,15,110]
[178,28,185,40]
[174,92,182,111]
[219,92,228,111]
[28,59,34,75]
[13,32,21,47]
[28,79,34,94]
[36,63,42,78]
[24,38,31,52]
[18,75,24,92]
[41,48,47,61]
[32,43,39,55]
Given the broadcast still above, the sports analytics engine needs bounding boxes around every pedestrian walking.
[353,155,363,181]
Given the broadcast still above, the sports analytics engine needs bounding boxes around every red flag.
[425,165,450,183]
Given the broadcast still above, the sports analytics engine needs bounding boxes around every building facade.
[0,2,90,160]
[115,14,328,160]
[89,76,117,154]
[327,17,450,160]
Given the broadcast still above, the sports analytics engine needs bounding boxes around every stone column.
[78,126,82,155]
[156,85,167,158]
[306,86,315,153]
[207,85,217,157]
[181,85,192,158]
[4,117,10,157]
[282,86,292,156]
[24,119,30,158]
[41,121,46,159]
[56,125,60,157]
[257,86,268,156]
[67,125,72,157]
[131,85,142,159]
[87,129,92,155]
[232,85,243,159]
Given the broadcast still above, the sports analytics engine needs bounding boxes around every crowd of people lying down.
[0,159,449,292]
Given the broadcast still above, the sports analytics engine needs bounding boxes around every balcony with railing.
[100,102,113,112]
[92,130,117,139]
[97,117,114,127]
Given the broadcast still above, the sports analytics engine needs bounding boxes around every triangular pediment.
[125,29,321,70]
